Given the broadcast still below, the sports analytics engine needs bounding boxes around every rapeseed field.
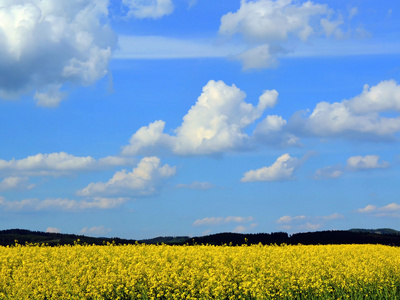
[0,243,399,299]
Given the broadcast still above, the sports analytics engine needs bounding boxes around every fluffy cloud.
[219,0,343,69]
[0,0,117,106]
[122,80,278,155]
[122,0,174,19]
[0,176,34,191]
[77,156,175,197]
[0,196,128,211]
[122,80,280,156]
[193,216,254,226]
[292,80,400,140]
[0,152,134,176]
[241,153,301,182]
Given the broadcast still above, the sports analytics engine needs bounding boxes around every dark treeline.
[189,229,400,246]
[0,228,399,247]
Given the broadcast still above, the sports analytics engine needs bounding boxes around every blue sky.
[0,0,399,239]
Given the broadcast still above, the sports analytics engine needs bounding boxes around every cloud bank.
[0,0,117,106]
[219,0,345,69]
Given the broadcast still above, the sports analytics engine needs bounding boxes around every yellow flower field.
[0,243,399,299]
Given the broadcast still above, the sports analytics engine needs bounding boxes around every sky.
[0,0,399,240]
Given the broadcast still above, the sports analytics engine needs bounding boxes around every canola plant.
[0,242,399,299]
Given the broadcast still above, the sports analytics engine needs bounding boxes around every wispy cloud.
[356,203,400,217]
[193,216,254,226]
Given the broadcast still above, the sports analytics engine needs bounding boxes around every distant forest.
[1,228,400,247]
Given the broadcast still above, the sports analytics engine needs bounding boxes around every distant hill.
[0,228,399,247]
[0,229,137,246]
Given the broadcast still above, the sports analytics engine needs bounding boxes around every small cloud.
[34,84,66,108]
[356,203,400,218]
[315,165,343,179]
[122,0,174,19]
[276,215,306,224]
[0,176,35,191]
[46,227,61,234]
[193,216,254,226]
[276,213,343,231]
[346,155,390,171]
[241,153,303,182]
[232,223,258,233]
[80,226,111,236]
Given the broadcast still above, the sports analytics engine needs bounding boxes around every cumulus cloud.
[122,80,280,156]
[219,0,344,69]
[292,80,400,140]
[0,152,134,176]
[193,216,254,226]
[0,196,128,211]
[241,153,302,182]
[0,176,34,191]
[122,0,174,19]
[77,156,176,197]
[0,0,117,106]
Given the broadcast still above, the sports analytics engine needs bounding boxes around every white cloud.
[356,204,377,213]
[80,225,111,236]
[122,80,279,156]
[193,216,254,226]
[46,227,61,233]
[219,0,344,69]
[346,155,389,171]
[77,156,176,197]
[0,176,34,191]
[122,0,174,19]
[0,0,116,106]
[276,215,306,224]
[241,153,301,182]
[175,181,214,190]
[0,152,134,176]
[293,80,400,140]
